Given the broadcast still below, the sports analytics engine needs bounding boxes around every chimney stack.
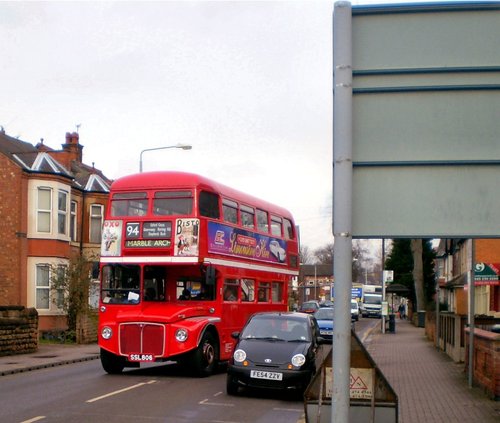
[63,132,83,162]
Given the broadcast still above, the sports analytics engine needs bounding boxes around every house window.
[70,201,77,242]
[90,204,104,243]
[37,187,52,233]
[36,264,50,309]
[58,190,68,235]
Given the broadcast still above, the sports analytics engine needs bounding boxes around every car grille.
[254,363,281,369]
[119,323,165,356]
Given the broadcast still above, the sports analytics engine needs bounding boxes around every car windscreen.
[314,308,334,320]
[241,316,311,342]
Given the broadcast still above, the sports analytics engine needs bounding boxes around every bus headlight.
[233,349,246,363]
[101,326,113,340]
[175,328,188,342]
[291,353,305,367]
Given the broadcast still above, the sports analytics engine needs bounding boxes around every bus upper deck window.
[256,209,268,233]
[240,205,254,229]
[270,215,282,236]
[153,191,193,216]
[111,192,148,217]
[283,218,294,240]
[222,199,238,224]
[199,191,220,219]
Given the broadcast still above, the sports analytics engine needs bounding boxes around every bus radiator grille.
[119,323,165,356]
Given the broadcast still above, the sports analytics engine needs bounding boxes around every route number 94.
[126,223,140,239]
[128,353,154,362]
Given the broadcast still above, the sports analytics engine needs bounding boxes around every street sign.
[348,3,500,238]
[383,270,394,284]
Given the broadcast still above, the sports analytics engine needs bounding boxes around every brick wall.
[0,306,38,356]
[475,239,500,263]
[425,310,436,343]
[0,156,27,305]
[76,311,98,344]
[465,327,500,400]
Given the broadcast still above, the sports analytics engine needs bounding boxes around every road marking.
[199,398,235,407]
[273,407,302,412]
[86,380,157,403]
[20,417,45,423]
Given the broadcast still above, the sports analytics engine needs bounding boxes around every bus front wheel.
[191,331,218,377]
[100,348,125,374]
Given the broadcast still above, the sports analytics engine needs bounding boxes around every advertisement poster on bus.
[174,218,200,256]
[207,222,287,264]
[101,220,122,257]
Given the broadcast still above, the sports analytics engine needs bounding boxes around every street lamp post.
[139,143,192,172]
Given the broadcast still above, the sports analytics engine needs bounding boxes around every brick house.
[298,264,334,304]
[433,238,500,398]
[436,239,500,319]
[0,130,111,332]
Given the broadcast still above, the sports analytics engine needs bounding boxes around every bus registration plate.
[128,353,155,362]
[250,370,283,381]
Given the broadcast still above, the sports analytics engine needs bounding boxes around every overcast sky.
[1,1,447,253]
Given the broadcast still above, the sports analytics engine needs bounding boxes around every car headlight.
[175,328,188,342]
[233,349,246,363]
[291,353,306,367]
[101,326,112,340]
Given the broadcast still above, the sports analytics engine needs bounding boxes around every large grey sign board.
[348,2,500,238]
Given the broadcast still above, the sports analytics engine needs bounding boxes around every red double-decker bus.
[98,171,299,376]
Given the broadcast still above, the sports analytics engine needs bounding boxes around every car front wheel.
[226,374,239,395]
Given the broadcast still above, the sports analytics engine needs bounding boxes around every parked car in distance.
[226,312,326,396]
[313,307,334,343]
[319,300,334,308]
[351,299,360,321]
[299,300,320,314]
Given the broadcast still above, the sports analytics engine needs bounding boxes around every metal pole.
[468,239,475,388]
[436,275,440,349]
[332,3,352,422]
[382,239,386,334]
[315,264,317,300]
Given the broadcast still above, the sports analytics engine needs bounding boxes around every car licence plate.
[320,330,333,336]
[250,370,283,381]
[128,353,155,362]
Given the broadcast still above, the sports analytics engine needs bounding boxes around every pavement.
[0,321,499,423]
[363,318,500,423]
[0,342,100,376]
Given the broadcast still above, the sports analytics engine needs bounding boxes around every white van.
[351,299,359,321]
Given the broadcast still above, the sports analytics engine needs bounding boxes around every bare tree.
[352,240,369,283]
[299,245,314,265]
[314,243,334,265]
